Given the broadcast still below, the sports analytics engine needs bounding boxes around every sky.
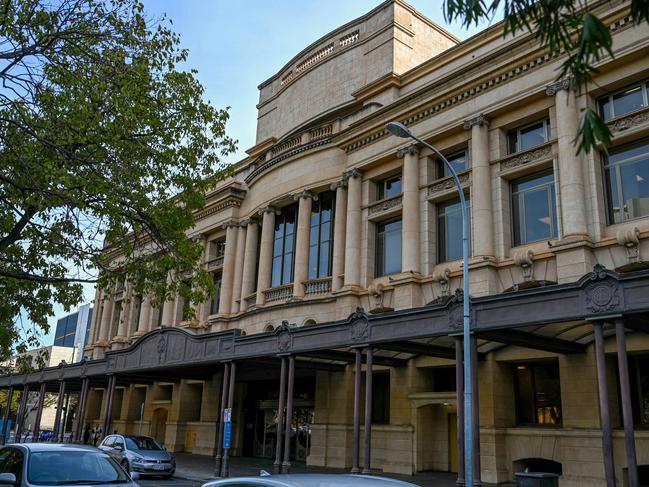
[35,0,502,347]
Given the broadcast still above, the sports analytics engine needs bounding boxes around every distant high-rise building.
[53,303,93,361]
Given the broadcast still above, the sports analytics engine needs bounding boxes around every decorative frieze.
[463,114,489,130]
[609,106,649,133]
[427,173,470,197]
[499,143,553,171]
[368,194,402,216]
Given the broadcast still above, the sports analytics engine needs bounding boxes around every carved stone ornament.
[275,320,293,352]
[157,335,167,364]
[513,249,535,281]
[432,267,451,297]
[448,304,464,331]
[369,195,402,215]
[396,144,419,158]
[107,356,117,370]
[258,205,280,217]
[501,146,552,171]
[367,282,385,312]
[586,281,620,314]
[429,173,470,196]
[463,114,489,130]
[616,226,641,264]
[611,109,649,133]
[348,306,369,342]
[545,77,575,96]
[293,190,318,202]
[330,179,348,191]
[343,168,362,181]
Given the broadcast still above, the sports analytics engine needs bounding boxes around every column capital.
[545,77,575,96]
[222,220,241,230]
[241,217,259,227]
[343,167,363,180]
[292,190,318,202]
[330,178,348,191]
[257,205,280,217]
[463,114,489,130]
[396,144,419,158]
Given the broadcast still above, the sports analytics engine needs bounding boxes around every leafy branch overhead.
[443,0,649,153]
[0,0,236,358]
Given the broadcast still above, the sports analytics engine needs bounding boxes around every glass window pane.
[384,222,402,275]
[619,158,649,220]
[283,252,294,284]
[519,121,547,151]
[376,232,385,277]
[613,86,644,117]
[516,365,536,424]
[308,245,318,280]
[320,221,331,243]
[271,257,282,287]
[522,187,553,243]
[534,364,562,425]
[319,241,331,278]
[599,97,612,120]
[605,166,621,224]
[445,209,463,261]
[508,131,518,154]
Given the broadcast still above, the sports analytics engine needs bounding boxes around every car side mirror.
[0,473,17,485]
[130,472,140,482]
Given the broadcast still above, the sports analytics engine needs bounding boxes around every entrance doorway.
[249,404,314,461]
[151,408,168,446]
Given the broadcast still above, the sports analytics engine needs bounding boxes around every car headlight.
[131,456,145,464]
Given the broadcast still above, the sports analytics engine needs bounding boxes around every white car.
[203,473,423,487]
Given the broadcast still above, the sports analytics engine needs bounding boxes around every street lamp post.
[385,121,474,486]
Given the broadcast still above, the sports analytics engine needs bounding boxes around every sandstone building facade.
[2,1,649,485]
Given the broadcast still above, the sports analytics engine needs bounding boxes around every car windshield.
[125,436,163,451]
[27,450,130,485]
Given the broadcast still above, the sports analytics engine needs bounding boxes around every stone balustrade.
[304,277,332,296]
[207,255,224,272]
[263,284,294,303]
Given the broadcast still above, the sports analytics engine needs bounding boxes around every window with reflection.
[508,119,551,154]
[629,354,649,425]
[515,362,562,425]
[210,272,221,315]
[377,175,402,200]
[308,191,335,279]
[435,151,468,179]
[271,204,297,287]
[598,81,648,120]
[603,140,649,224]
[511,171,558,246]
[437,196,471,263]
[376,219,402,276]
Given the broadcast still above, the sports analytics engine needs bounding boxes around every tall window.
[376,219,402,276]
[437,196,471,263]
[210,273,222,315]
[435,151,468,179]
[512,171,558,246]
[131,296,142,331]
[629,355,649,425]
[377,175,402,200]
[271,204,297,287]
[598,81,649,120]
[308,191,335,279]
[603,140,649,224]
[372,372,390,424]
[515,362,562,425]
[508,119,551,154]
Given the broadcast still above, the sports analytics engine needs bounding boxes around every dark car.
[0,443,140,487]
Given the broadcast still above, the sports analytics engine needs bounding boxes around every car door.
[112,436,126,463]
[0,447,24,485]
[99,435,115,455]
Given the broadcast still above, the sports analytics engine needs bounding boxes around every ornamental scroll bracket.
[616,227,641,264]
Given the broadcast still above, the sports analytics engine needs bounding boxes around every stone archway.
[151,407,168,446]
[410,392,457,473]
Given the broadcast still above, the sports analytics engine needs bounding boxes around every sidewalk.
[173,453,466,487]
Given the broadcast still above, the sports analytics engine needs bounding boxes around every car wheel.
[121,459,130,473]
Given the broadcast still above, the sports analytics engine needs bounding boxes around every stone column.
[98,291,114,344]
[214,363,230,476]
[592,321,616,487]
[257,207,278,305]
[351,348,362,473]
[331,179,348,292]
[455,337,465,485]
[231,224,247,313]
[115,286,129,340]
[547,79,588,238]
[343,169,363,288]
[137,296,151,335]
[398,145,420,273]
[293,191,316,298]
[53,381,66,441]
[464,114,493,257]
[240,220,259,312]
[274,357,288,474]
[160,273,176,326]
[0,387,14,445]
[218,222,239,315]
[33,383,47,441]
[74,378,90,443]
[615,319,638,487]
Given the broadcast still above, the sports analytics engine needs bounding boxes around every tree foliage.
[0,0,235,359]
[443,0,649,153]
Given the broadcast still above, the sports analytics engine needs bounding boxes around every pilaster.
[331,179,348,292]
[293,191,317,298]
[397,144,420,274]
[343,168,363,289]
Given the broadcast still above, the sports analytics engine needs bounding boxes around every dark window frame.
[598,81,649,120]
[507,118,551,154]
[377,175,402,201]
[514,362,562,426]
[271,204,298,287]
[308,191,335,279]
[375,218,402,277]
[435,150,468,180]
[437,195,471,263]
[210,272,222,315]
[511,170,558,246]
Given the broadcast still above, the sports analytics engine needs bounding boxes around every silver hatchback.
[99,434,175,478]
[0,443,140,487]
